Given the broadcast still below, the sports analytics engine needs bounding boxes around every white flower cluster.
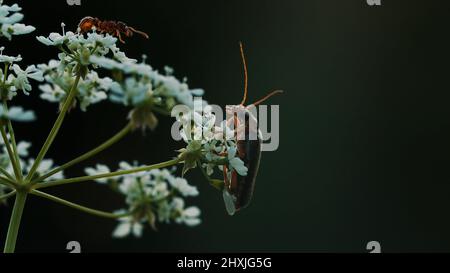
[36,30,128,111]
[36,28,205,120]
[84,163,201,238]
[0,138,63,184]
[91,56,205,110]
[36,28,134,80]
[0,47,44,100]
[175,106,248,179]
[0,1,35,40]
[90,55,205,130]
[38,59,113,111]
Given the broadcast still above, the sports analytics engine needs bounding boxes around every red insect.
[78,16,149,44]
[222,42,282,215]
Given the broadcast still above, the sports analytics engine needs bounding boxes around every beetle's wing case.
[223,106,262,213]
[233,110,262,210]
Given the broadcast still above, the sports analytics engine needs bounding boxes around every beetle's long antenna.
[239,42,248,105]
[249,90,283,106]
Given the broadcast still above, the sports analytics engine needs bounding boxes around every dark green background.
[1,0,450,252]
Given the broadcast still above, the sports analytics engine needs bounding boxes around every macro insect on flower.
[78,16,149,44]
[173,43,282,216]
[220,42,282,215]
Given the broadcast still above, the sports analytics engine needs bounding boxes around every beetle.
[222,42,282,215]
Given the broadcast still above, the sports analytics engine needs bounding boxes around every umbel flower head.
[92,55,206,131]
[36,24,205,129]
[0,0,35,40]
[174,106,248,183]
[36,23,133,79]
[38,59,113,111]
[0,47,44,100]
[84,163,201,238]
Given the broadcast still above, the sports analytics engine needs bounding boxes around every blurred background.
[1,0,450,252]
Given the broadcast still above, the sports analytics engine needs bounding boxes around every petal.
[112,222,131,238]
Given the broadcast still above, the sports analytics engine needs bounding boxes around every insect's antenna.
[128,27,149,39]
[249,90,283,107]
[239,42,248,106]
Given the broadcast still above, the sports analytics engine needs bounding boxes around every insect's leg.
[230,170,238,190]
[126,29,134,37]
[116,29,125,44]
[128,27,149,39]
[223,165,230,189]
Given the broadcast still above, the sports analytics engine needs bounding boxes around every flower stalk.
[30,190,130,219]
[0,125,21,180]
[34,158,181,189]
[25,73,81,182]
[0,190,16,202]
[32,122,133,184]
[3,100,23,181]
[3,191,27,253]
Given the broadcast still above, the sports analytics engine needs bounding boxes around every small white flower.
[36,31,75,46]
[84,164,111,183]
[112,213,143,238]
[26,158,63,180]
[39,84,66,102]
[37,59,59,73]
[0,53,21,63]
[0,105,35,122]
[16,141,31,157]
[77,71,112,111]
[172,198,201,227]
[11,64,44,94]
[8,23,34,34]
[169,177,199,197]
[86,32,117,47]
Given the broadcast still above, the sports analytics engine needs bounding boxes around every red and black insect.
[222,42,282,215]
[78,16,149,44]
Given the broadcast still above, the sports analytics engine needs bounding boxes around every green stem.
[3,191,27,253]
[0,190,16,202]
[32,122,133,184]
[25,73,81,182]
[30,190,130,219]
[0,176,16,188]
[0,125,21,181]
[3,100,23,181]
[0,167,14,181]
[34,158,181,190]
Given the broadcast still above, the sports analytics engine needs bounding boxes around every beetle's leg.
[125,28,133,37]
[116,29,125,44]
[128,26,149,39]
[223,165,230,189]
